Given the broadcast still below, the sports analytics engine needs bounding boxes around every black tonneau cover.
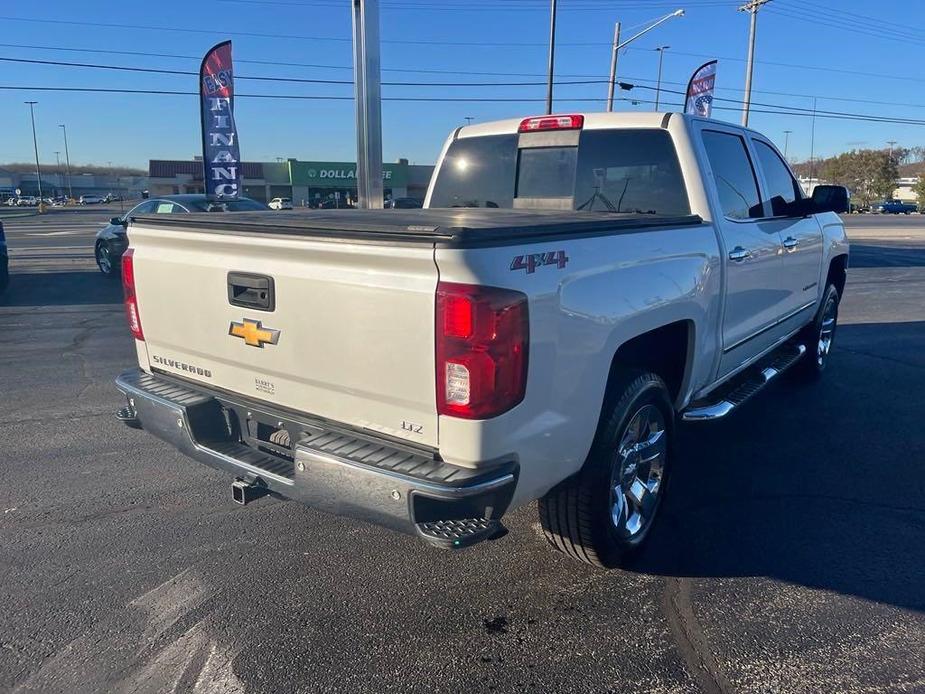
[133,208,703,248]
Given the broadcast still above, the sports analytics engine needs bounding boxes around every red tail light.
[121,248,144,341]
[436,282,528,419]
[518,114,584,133]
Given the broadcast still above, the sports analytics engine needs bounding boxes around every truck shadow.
[632,321,925,613]
[0,270,123,307]
[848,243,925,268]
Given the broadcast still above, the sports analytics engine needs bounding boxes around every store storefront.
[149,158,433,205]
[286,161,409,207]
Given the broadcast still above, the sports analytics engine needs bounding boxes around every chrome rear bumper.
[115,368,516,547]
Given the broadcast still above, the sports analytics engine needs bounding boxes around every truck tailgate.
[128,222,439,447]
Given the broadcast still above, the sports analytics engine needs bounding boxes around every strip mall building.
[148,158,434,204]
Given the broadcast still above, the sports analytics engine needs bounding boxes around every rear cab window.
[428,128,690,216]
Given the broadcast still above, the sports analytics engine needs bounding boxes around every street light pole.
[782,130,792,160]
[740,0,770,127]
[654,46,670,111]
[59,124,73,201]
[54,151,61,195]
[545,0,558,114]
[606,22,622,112]
[606,10,684,112]
[352,0,384,209]
[25,101,44,206]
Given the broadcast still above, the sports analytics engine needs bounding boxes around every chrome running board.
[682,343,806,422]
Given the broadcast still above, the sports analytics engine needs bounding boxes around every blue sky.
[2,0,923,168]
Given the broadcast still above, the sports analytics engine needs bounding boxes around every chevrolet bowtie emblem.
[229,318,280,348]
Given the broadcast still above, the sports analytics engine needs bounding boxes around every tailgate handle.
[227,272,275,312]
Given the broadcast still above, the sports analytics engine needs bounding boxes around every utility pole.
[739,0,771,127]
[59,124,73,201]
[25,101,44,208]
[352,0,384,209]
[654,46,670,111]
[464,116,474,126]
[887,140,897,161]
[783,130,792,160]
[546,0,558,114]
[809,97,817,184]
[606,10,684,112]
[606,22,622,112]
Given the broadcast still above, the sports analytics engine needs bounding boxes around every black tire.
[792,284,839,381]
[95,241,118,278]
[538,370,674,568]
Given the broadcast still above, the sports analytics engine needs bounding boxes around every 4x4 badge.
[229,318,280,348]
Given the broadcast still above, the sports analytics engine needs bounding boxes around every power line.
[3,84,925,127]
[214,0,738,10]
[772,0,925,46]
[0,55,607,87]
[0,15,596,47]
[634,82,925,125]
[12,52,925,121]
[767,6,925,48]
[4,31,924,89]
[4,41,925,111]
[795,0,921,34]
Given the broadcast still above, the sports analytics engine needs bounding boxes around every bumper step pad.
[415,518,504,549]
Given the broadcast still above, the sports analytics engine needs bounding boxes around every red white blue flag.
[684,60,717,118]
[199,41,242,199]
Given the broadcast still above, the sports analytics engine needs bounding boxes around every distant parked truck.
[872,200,917,214]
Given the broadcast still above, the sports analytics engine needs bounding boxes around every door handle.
[227,272,275,311]
[728,246,751,262]
[783,236,799,250]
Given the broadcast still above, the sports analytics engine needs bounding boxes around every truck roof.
[133,208,703,248]
[455,111,764,140]
[457,111,677,139]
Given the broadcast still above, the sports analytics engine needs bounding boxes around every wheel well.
[605,321,693,408]
[827,254,848,298]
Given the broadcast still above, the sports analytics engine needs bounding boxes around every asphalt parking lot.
[1,208,923,694]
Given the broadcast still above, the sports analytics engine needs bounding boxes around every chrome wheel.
[609,404,667,543]
[97,243,112,275]
[816,294,838,367]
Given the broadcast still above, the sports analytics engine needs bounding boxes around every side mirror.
[110,216,126,226]
[811,185,849,214]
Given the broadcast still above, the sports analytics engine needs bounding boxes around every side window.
[753,140,801,216]
[701,131,763,220]
[128,200,157,217]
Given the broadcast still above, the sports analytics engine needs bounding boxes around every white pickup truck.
[115,112,848,567]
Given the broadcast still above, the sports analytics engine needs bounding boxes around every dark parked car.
[94,194,267,276]
[318,197,355,209]
[0,220,8,294]
[386,197,423,209]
